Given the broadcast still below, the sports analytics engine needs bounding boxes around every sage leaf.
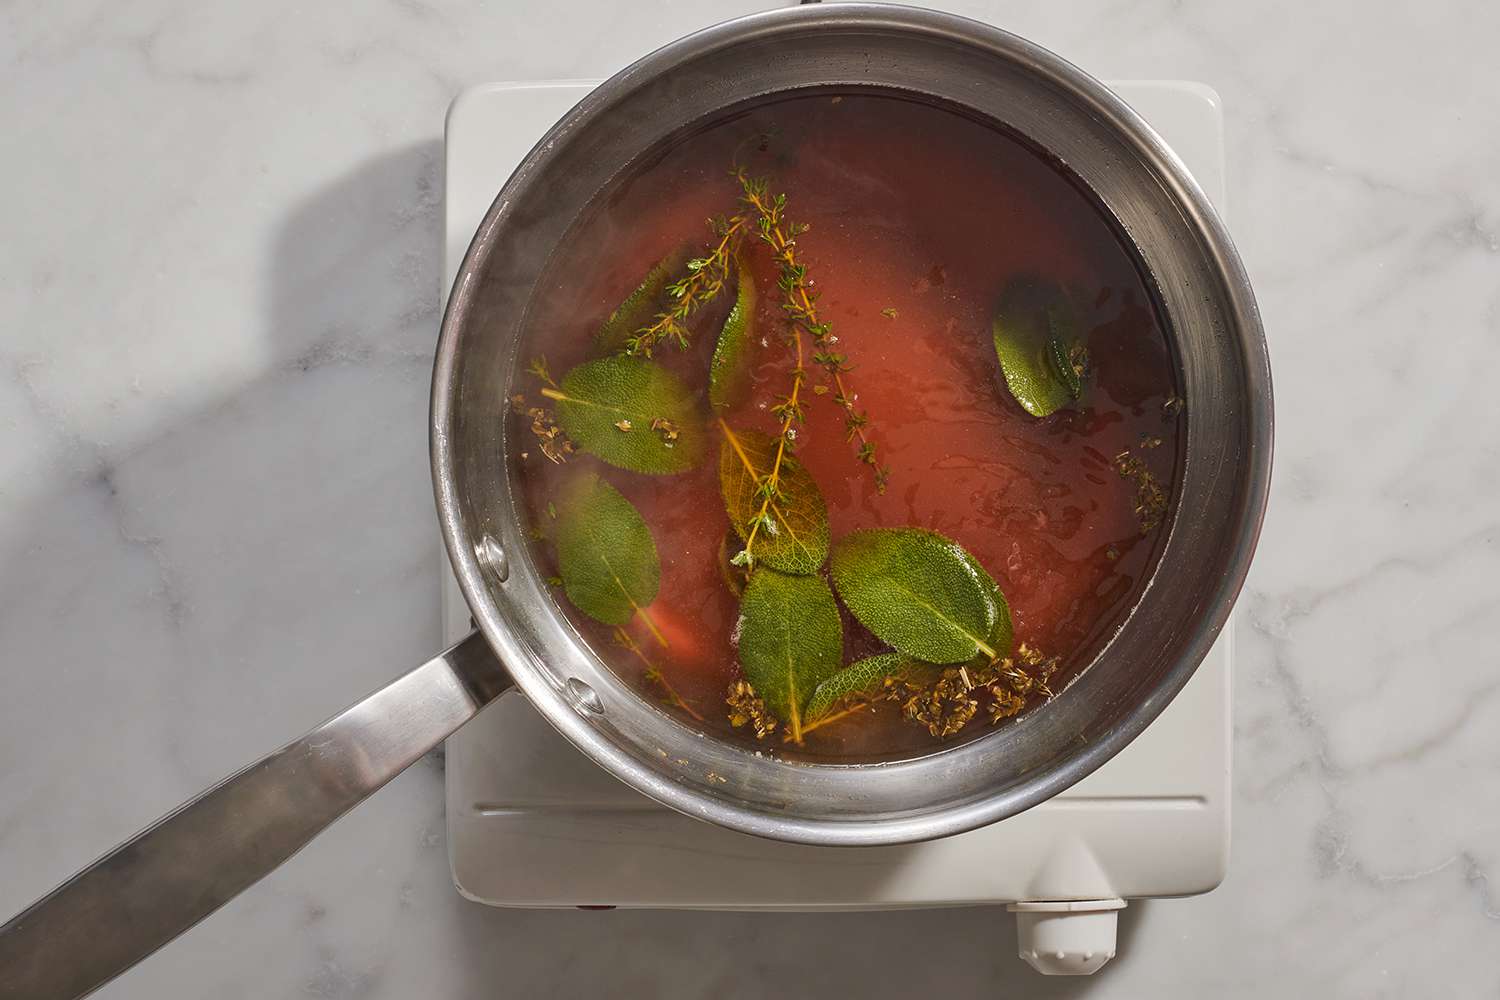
[547,356,705,474]
[737,568,843,736]
[553,472,660,627]
[594,247,687,355]
[830,528,1003,664]
[805,652,926,723]
[992,275,1084,417]
[718,424,829,575]
[962,549,1014,656]
[708,255,757,410]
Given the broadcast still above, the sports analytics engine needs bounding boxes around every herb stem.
[634,605,668,648]
[527,356,558,388]
[740,328,804,564]
[616,627,704,722]
[734,168,889,492]
[787,697,803,745]
[798,701,870,736]
[716,417,757,474]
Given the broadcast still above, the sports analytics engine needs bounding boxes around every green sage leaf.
[708,255,757,410]
[992,275,1084,417]
[594,247,687,355]
[547,356,705,474]
[737,568,843,732]
[830,528,1003,664]
[718,424,829,575]
[962,550,1014,657]
[805,652,926,723]
[553,472,660,627]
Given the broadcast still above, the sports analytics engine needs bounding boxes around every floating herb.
[736,568,843,742]
[723,284,807,556]
[884,667,981,738]
[718,423,829,574]
[650,417,680,446]
[804,652,925,724]
[918,641,1062,734]
[624,216,745,357]
[708,254,758,410]
[726,680,778,739]
[516,399,574,465]
[988,685,1027,724]
[527,355,556,386]
[544,356,705,474]
[830,528,1004,664]
[1002,642,1061,700]
[883,641,1060,738]
[516,359,575,464]
[553,473,664,644]
[963,548,1014,656]
[595,247,690,355]
[991,275,1088,417]
[1114,448,1167,534]
[615,627,705,722]
[735,168,889,492]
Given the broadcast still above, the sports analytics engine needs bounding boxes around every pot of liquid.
[0,6,1271,997]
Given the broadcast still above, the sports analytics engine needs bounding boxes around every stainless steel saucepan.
[0,5,1272,996]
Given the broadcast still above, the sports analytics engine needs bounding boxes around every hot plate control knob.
[1008,898,1127,975]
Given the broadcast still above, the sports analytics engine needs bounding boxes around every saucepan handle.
[0,630,510,1000]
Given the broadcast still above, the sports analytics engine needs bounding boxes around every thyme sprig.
[616,627,704,722]
[734,167,889,493]
[726,333,806,569]
[527,355,557,387]
[624,216,746,357]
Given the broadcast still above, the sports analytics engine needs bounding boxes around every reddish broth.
[514,93,1180,760]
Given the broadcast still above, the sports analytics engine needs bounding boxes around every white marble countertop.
[2,1,1495,996]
